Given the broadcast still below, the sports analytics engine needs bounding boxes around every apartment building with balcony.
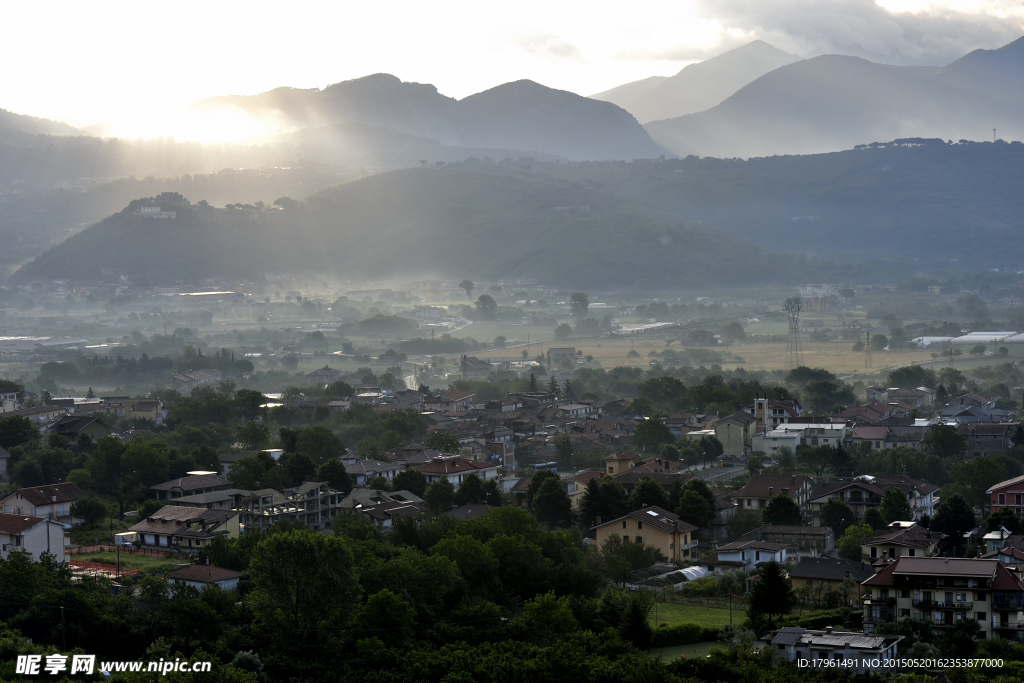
[862,557,1024,641]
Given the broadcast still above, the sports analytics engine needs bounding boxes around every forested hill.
[13,164,781,288]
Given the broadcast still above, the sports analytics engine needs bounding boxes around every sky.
[2,0,1022,140]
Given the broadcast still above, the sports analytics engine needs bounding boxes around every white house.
[698,540,788,573]
[771,627,903,673]
[167,564,246,591]
[0,513,68,562]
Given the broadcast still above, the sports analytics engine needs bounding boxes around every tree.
[762,494,801,525]
[747,561,796,626]
[580,475,629,530]
[570,292,589,318]
[951,457,1008,509]
[459,280,474,300]
[870,334,888,351]
[531,476,572,527]
[295,426,345,466]
[676,489,714,529]
[553,323,573,340]
[819,499,855,537]
[618,592,654,649]
[797,445,832,476]
[987,507,1024,534]
[236,422,271,451]
[0,415,40,450]
[391,468,428,498]
[880,487,914,524]
[522,592,578,639]
[70,498,108,528]
[864,508,887,530]
[803,381,856,415]
[315,460,352,495]
[838,522,874,561]
[746,455,764,475]
[554,434,575,470]
[229,456,267,490]
[629,475,668,511]
[455,473,485,506]
[475,294,497,320]
[424,476,456,513]
[931,493,976,553]
[273,196,298,210]
[727,509,763,540]
[350,589,416,646]
[633,418,675,452]
[423,431,459,454]
[247,529,360,637]
[923,424,967,460]
[481,479,502,507]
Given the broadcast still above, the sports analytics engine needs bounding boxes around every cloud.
[691,0,1024,66]
[517,34,585,63]
[617,31,758,62]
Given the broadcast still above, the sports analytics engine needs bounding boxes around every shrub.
[650,622,702,647]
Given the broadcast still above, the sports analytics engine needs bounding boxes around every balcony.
[863,596,896,606]
[993,622,1024,630]
[993,601,1023,612]
[912,599,973,610]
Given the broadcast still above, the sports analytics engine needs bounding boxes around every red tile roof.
[0,513,46,534]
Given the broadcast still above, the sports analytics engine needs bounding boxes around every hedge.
[650,623,705,648]
[778,608,861,630]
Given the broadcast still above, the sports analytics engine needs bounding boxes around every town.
[3,277,1024,681]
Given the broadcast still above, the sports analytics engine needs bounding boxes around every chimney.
[769,487,773,495]
[825,626,833,634]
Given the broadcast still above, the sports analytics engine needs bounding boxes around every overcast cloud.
[693,0,1024,65]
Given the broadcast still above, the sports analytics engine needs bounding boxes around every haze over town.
[3,1,1024,682]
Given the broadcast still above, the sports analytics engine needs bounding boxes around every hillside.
[645,35,1024,158]
[13,164,776,287]
[538,139,1024,266]
[590,41,801,123]
[196,74,666,160]
[0,108,81,138]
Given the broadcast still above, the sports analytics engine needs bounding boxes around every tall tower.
[784,297,804,370]
[865,331,873,369]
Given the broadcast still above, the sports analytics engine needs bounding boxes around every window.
[999,493,1006,505]
[1017,494,1022,506]
[900,609,910,617]
[637,521,643,530]
[622,521,627,529]
[977,612,986,622]
[909,549,916,556]
[807,580,814,588]
[635,536,643,545]
[871,547,878,559]
[976,593,986,602]
[900,590,910,598]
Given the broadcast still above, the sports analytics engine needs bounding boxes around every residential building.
[0,483,88,526]
[985,475,1024,517]
[304,366,342,385]
[49,415,112,444]
[738,525,835,558]
[128,399,164,422]
[168,564,246,591]
[592,505,698,561]
[547,347,577,364]
[959,423,1016,458]
[360,500,428,526]
[806,478,886,526]
[3,404,68,425]
[872,477,938,520]
[714,411,757,456]
[698,540,788,573]
[173,489,254,510]
[341,457,402,487]
[1,391,18,413]
[128,506,241,552]
[459,356,492,377]
[770,627,903,673]
[730,475,815,511]
[171,370,221,392]
[861,523,941,562]
[413,457,499,487]
[424,391,476,413]
[745,395,803,430]
[788,557,875,592]
[862,557,1024,640]
[238,482,344,531]
[150,475,232,500]
[0,513,68,562]
[602,452,636,475]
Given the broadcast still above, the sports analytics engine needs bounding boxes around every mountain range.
[644,36,1024,158]
[198,75,666,161]
[590,40,801,123]
[15,139,1024,286]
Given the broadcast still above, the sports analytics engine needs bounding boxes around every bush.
[650,622,702,647]
[778,607,859,630]
[700,627,720,642]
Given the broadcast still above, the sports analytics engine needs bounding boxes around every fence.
[70,544,172,559]
[68,560,141,577]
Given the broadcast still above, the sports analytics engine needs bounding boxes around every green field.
[648,640,724,661]
[72,550,180,575]
[650,602,742,629]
